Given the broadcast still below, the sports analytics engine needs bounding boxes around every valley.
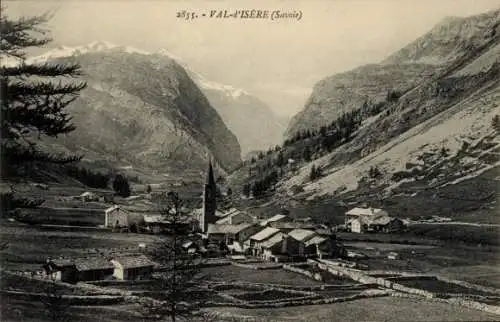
[1,4,499,322]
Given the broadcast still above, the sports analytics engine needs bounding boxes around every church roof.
[206,160,216,187]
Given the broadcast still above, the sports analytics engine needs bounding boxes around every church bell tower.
[201,160,217,232]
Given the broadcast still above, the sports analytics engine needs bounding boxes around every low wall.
[0,290,124,305]
[390,291,500,316]
[314,259,434,298]
[231,262,282,270]
[205,281,361,291]
[205,290,389,309]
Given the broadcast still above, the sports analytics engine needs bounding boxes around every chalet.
[282,229,317,258]
[269,221,316,233]
[369,217,406,233]
[110,255,156,280]
[105,205,128,228]
[77,191,99,202]
[303,235,330,259]
[207,223,260,245]
[345,207,388,224]
[260,232,285,262]
[74,257,115,281]
[43,259,77,283]
[143,214,192,234]
[215,209,256,225]
[259,214,289,227]
[245,227,281,256]
[45,257,114,282]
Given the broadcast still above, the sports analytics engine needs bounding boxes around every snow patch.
[26,41,252,100]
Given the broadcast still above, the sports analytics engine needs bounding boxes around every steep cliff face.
[181,65,286,156]
[31,43,242,173]
[285,63,437,137]
[285,9,500,139]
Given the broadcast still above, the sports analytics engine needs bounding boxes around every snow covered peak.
[155,48,185,63]
[28,41,120,63]
[27,41,251,98]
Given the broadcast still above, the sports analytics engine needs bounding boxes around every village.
[2,164,499,321]
[34,161,416,285]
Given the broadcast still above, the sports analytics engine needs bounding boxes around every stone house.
[110,255,156,280]
[245,227,281,256]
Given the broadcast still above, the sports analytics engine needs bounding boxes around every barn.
[110,255,156,280]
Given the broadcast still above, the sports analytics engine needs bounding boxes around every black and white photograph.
[1,0,500,321]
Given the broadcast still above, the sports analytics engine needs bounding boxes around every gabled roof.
[216,209,254,224]
[53,257,114,271]
[182,241,194,249]
[304,236,327,247]
[287,229,316,242]
[105,205,120,213]
[249,227,280,241]
[207,223,254,235]
[144,214,170,224]
[260,232,285,249]
[111,255,155,269]
[270,221,315,230]
[260,214,288,226]
[346,207,387,217]
[215,210,227,218]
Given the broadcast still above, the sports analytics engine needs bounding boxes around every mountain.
[28,41,242,175]
[234,9,500,222]
[285,9,500,138]
[174,61,286,156]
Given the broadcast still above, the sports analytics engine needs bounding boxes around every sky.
[4,0,500,118]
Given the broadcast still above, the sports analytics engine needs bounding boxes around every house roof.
[370,216,394,226]
[270,221,315,230]
[304,236,327,247]
[144,214,170,224]
[216,209,253,224]
[105,205,120,213]
[260,214,288,226]
[346,207,387,217]
[80,191,96,197]
[53,257,114,271]
[249,227,280,241]
[111,255,155,269]
[287,229,316,242]
[182,241,194,249]
[260,232,285,249]
[144,213,192,224]
[207,223,254,235]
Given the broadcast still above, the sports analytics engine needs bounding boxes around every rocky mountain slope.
[235,9,500,222]
[174,62,286,157]
[29,42,242,174]
[285,9,500,138]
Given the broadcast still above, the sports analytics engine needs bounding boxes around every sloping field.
[0,221,160,271]
[207,297,500,321]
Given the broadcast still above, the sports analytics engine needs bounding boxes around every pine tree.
[142,192,210,321]
[242,183,251,198]
[303,145,312,162]
[1,7,87,178]
[309,164,317,181]
[492,115,500,132]
[112,174,131,197]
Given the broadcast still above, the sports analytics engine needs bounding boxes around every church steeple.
[206,159,216,188]
[201,159,217,232]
